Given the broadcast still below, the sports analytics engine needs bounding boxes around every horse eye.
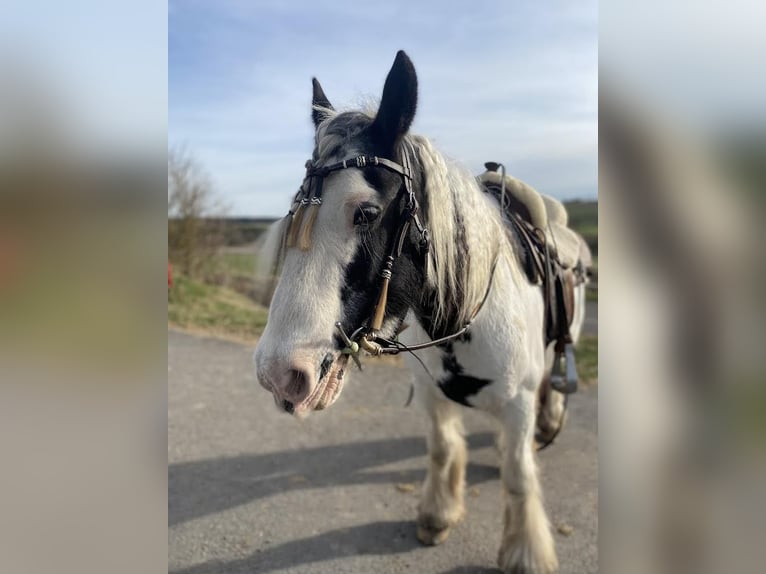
[353,203,381,226]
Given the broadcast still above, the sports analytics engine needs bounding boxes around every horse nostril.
[285,368,310,401]
[283,400,294,414]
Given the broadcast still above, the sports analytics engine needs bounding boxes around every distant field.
[215,252,257,276]
[564,199,598,255]
[218,219,275,246]
[577,335,598,384]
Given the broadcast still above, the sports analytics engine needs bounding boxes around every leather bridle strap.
[306,154,411,181]
[303,154,429,255]
[357,254,499,356]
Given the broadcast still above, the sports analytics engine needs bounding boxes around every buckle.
[420,228,430,253]
[406,190,417,212]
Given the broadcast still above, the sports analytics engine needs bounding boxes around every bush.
[167,147,227,279]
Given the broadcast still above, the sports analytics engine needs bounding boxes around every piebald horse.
[255,51,586,574]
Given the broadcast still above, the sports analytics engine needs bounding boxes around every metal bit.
[335,322,363,371]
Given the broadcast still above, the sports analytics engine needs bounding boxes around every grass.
[577,335,598,384]
[192,252,258,285]
[564,199,598,257]
[216,253,257,276]
[564,200,598,230]
[168,274,268,342]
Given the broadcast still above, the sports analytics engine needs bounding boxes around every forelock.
[314,111,374,162]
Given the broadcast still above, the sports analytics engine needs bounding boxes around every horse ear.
[312,77,334,127]
[371,50,418,151]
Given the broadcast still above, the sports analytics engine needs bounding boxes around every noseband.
[278,150,496,363]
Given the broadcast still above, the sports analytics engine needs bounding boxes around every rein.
[338,256,498,358]
[279,150,496,364]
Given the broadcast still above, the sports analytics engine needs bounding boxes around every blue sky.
[169,1,597,217]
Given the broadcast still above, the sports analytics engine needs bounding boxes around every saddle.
[478,162,588,394]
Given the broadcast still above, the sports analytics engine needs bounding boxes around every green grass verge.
[215,253,257,276]
[564,200,598,230]
[564,200,598,256]
[577,335,598,384]
[168,274,268,341]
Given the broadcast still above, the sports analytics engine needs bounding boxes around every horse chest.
[435,342,495,407]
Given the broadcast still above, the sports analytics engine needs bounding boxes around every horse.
[254,50,589,574]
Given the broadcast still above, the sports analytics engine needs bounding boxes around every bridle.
[276,147,497,365]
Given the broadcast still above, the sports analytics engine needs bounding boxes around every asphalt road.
[169,306,597,574]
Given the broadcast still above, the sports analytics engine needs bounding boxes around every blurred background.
[0,2,167,574]
[599,1,766,573]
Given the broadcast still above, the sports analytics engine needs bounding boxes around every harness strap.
[308,155,412,182]
[356,254,499,356]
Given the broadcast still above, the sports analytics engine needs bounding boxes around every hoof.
[535,404,567,448]
[416,513,458,546]
[497,542,559,574]
[534,422,565,449]
[416,523,452,546]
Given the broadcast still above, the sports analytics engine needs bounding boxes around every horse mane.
[407,135,506,329]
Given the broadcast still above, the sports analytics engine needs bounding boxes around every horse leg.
[498,388,558,574]
[415,384,466,546]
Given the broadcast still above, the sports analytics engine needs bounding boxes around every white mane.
[407,135,507,329]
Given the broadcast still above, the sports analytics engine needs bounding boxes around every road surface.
[169,314,597,573]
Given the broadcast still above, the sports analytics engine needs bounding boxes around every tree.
[167,147,226,278]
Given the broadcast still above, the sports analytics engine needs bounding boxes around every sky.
[1,0,167,156]
[169,0,598,217]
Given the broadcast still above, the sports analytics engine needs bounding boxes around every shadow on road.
[170,433,497,528]
[171,520,424,574]
[439,568,500,574]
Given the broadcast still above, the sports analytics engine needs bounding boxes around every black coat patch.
[437,343,491,406]
[328,118,429,341]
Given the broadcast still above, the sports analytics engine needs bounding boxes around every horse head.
[254,51,429,416]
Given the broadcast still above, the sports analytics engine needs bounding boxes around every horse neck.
[410,136,510,335]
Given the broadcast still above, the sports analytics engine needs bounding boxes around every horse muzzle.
[254,352,349,416]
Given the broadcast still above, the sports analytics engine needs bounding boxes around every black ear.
[370,50,418,151]
[312,77,334,127]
